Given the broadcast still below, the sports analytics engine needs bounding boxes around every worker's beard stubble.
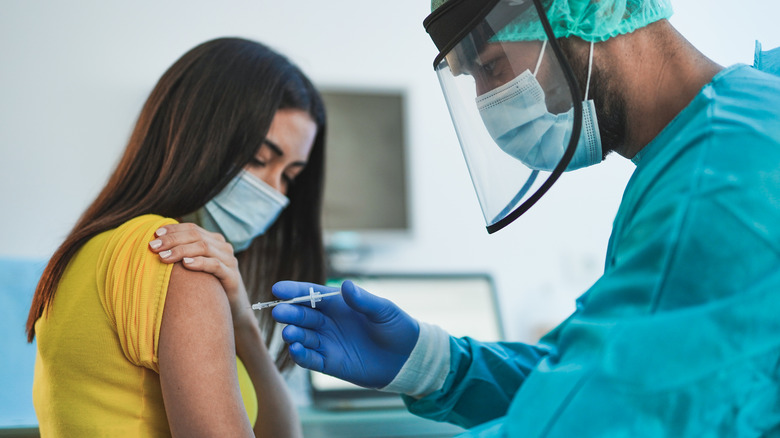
[558,38,628,158]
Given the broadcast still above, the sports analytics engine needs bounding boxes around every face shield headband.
[424,0,584,234]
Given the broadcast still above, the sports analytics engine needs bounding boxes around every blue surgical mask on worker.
[476,41,602,171]
[185,170,289,252]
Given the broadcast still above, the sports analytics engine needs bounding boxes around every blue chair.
[0,258,45,433]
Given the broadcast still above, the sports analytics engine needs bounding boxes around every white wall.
[2,0,779,342]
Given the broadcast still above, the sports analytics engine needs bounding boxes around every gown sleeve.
[402,335,552,429]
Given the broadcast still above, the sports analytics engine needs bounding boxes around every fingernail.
[183,257,194,264]
[159,250,172,259]
[149,239,162,250]
[156,228,167,236]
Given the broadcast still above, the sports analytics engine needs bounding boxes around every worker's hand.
[271,280,420,389]
[149,223,252,326]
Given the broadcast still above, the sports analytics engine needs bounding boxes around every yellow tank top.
[33,215,257,436]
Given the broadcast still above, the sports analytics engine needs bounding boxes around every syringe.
[251,287,341,310]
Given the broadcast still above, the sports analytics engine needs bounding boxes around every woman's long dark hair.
[26,37,326,371]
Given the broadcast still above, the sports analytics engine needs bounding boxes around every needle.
[251,287,341,310]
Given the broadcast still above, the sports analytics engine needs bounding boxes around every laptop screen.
[310,273,503,395]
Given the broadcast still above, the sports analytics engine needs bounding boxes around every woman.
[25,37,326,437]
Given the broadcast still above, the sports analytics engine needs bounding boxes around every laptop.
[309,273,504,411]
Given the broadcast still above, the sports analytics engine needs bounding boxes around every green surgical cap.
[431,0,673,43]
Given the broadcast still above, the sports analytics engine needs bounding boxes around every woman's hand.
[148,222,253,326]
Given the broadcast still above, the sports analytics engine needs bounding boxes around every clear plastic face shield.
[424,0,589,233]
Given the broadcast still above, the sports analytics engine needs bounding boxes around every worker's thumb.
[340,280,403,324]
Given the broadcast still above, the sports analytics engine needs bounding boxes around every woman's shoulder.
[92,214,176,261]
[91,214,183,371]
[109,214,178,241]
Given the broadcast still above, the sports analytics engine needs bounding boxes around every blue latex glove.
[271,280,420,389]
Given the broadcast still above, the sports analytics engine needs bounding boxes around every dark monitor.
[319,89,410,249]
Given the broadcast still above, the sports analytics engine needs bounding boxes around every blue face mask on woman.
[476,41,602,172]
[184,170,289,252]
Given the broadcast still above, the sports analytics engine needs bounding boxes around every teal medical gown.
[405,64,780,437]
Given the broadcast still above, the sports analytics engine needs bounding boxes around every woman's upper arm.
[158,263,253,437]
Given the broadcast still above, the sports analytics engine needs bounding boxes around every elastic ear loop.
[533,39,548,76]
[585,40,594,100]
[534,39,593,100]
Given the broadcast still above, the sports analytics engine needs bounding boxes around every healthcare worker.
[272,0,780,435]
